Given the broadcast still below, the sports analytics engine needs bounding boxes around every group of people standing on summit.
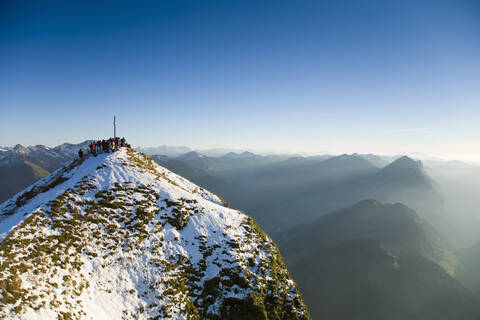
[78,137,130,159]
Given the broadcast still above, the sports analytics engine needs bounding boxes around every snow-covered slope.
[0,148,310,319]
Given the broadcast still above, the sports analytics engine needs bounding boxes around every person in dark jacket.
[78,149,83,159]
[115,137,121,150]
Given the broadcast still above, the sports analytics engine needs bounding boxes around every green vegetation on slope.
[0,149,311,320]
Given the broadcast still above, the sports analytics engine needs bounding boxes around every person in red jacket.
[91,142,96,156]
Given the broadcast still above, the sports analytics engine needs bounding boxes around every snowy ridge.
[0,148,310,319]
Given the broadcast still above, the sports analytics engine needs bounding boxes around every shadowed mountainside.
[291,238,480,320]
[281,200,456,274]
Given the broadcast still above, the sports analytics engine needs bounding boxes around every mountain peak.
[177,150,205,160]
[0,148,310,319]
[12,144,29,155]
[239,151,256,158]
[330,153,364,161]
[378,156,430,185]
[220,151,239,159]
[323,153,376,169]
[52,140,93,156]
[388,156,423,169]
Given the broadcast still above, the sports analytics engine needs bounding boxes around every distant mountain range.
[2,142,480,319]
[134,145,192,157]
[0,141,92,202]
[153,152,443,238]
[135,145,296,158]
[0,143,446,238]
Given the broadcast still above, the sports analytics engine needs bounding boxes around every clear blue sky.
[1,0,479,159]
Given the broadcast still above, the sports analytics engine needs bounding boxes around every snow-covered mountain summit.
[0,141,93,170]
[0,148,310,320]
[1,141,92,162]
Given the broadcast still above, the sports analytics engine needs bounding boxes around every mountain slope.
[282,200,457,275]
[282,200,479,319]
[171,151,289,177]
[291,239,480,320]
[0,160,50,203]
[369,156,440,203]
[213,154,379,234]
[358,154,388,168]
[247,154,378,190]
[457,240,480,297]
[0,148,310,320]
[151,155,234,199]
[151,153,443,241]
[377,156,430,183]
[0,141,93,202]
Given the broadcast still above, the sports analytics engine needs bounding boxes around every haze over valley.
[2,140,480,319]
